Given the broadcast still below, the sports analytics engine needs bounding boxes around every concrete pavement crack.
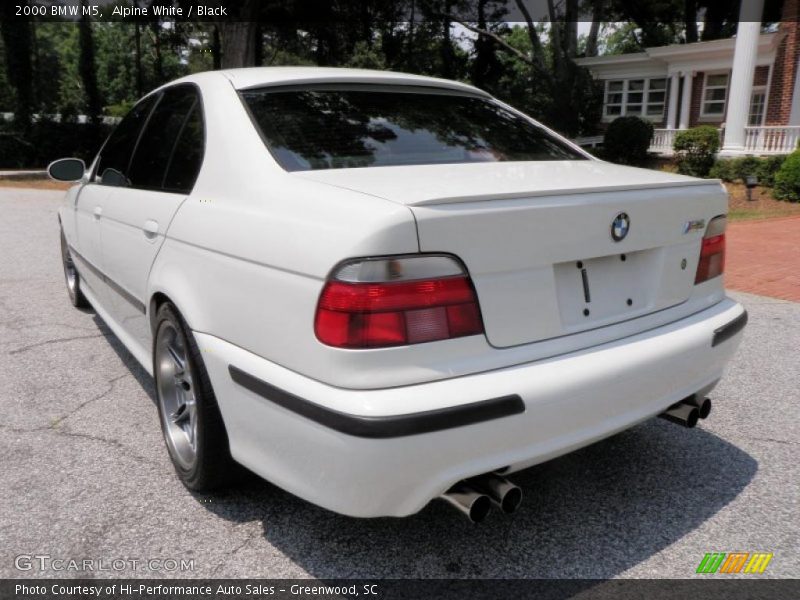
[8,333,104,355]
[0,423,156,466]
[1,372,156,465]
[210,529,259,576]
[50,372,130,427]
[747,436,798,446]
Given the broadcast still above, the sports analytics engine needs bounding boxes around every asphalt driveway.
[0,188,798,579]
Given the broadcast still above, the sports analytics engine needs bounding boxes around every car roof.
[175,66,490,97]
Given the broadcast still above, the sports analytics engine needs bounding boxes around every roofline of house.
[575,31,782,68]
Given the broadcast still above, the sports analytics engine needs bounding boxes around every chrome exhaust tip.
[684,396,712,419]
[659,402,699,428]
[469,474,523,514]
[440,482,492,523]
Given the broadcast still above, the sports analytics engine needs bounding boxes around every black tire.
[153,302,239,491]
[60,229,89,308]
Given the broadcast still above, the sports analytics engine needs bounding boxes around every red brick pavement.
[725,215,800,302]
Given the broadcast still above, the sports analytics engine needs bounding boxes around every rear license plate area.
[554,249,660,330]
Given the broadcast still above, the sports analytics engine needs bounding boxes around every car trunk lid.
[298,161,727,347]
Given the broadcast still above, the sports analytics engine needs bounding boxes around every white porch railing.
[744,126,800,154]
[650,126,800,156]
[650,129,679,154]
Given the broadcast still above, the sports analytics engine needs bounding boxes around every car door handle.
[142,220,159,239]
[93,206,103,220]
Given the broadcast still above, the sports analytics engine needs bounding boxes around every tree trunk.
[547,0,564,75]
[564,0,578,58]
[78,10,103,124]
[440,2,454,79]
[218,0,260,68]
[134,23,143,97]
[220,22,258,68]
[471,0,490,88]
[514,0,547,73]
[584,0,604,57]
[684,0,698,43]
[253,23,263,66]
[150,21,164,85]
[212,25,221,70]
[0,14,34,130]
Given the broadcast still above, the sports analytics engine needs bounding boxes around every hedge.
[602,116,654,166]
[673,126,720,177]
[0,120,110,169]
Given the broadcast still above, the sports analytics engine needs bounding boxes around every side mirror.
[47,158,86,182]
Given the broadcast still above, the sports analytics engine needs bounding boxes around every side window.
[128,85,202,191]
[162,103,205,193]
[96,95,157,187]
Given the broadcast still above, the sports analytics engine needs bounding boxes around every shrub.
[0,119,109,168]
[673,126,720,177]
[708,159,735,182]
[707,155,788,186]
[755,155,788,187]
[731,156,761,182]
[603,116,654,166]
[773,150,800,201]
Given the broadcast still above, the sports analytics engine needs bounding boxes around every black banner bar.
[0,0,771,24]
[3,579,800,600]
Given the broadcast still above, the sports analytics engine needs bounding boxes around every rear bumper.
[196,297,746,518]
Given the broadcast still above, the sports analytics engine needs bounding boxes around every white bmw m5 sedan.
[50,67,746,522]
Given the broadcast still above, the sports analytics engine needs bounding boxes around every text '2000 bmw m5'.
[50,67,746,522]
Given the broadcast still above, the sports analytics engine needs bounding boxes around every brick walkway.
[725,215,800,302]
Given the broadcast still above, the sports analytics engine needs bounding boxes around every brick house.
[575,0,800,156]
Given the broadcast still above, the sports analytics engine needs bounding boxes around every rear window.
[241,86,586,171]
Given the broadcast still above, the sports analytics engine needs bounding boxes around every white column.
[789,56,800,125]
[678,72,693,129]
[722,0,764,153]
[667,72,680,129]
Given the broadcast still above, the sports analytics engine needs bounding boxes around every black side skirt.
[228,365,525,439]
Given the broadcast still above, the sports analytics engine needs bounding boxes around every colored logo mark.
[696,552,773,574]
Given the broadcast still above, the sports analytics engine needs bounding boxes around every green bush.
[707,155,788,186]
[603,116,654,166]
[773,150,800,201]
[0,119,109,168]
[708,159,735,182]
[673,126,720,177]
[755,155,788,187]
[731,156,761,182]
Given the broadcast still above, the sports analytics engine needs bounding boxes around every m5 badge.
[683,219,706,234]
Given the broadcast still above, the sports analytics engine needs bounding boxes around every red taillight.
[315,256,484,349]
[695,216,727,284]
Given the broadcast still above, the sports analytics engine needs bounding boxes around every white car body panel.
[101,187,187,350]
[70,183,110,304]
[56,67,746,518]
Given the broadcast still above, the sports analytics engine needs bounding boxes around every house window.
[749,87,766,126]
[604,78,668,119]
[605,81,624,116]
[702,73,729,117]
[646,78,667,117]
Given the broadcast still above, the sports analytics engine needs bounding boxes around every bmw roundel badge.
[611,212,630,242]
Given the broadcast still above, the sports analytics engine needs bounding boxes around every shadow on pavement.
[91,314,155,402]
[198,418,757,578]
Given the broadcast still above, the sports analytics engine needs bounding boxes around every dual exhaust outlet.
[442,395,711,522]
[440,473,522,523]
[659,395,712,428]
